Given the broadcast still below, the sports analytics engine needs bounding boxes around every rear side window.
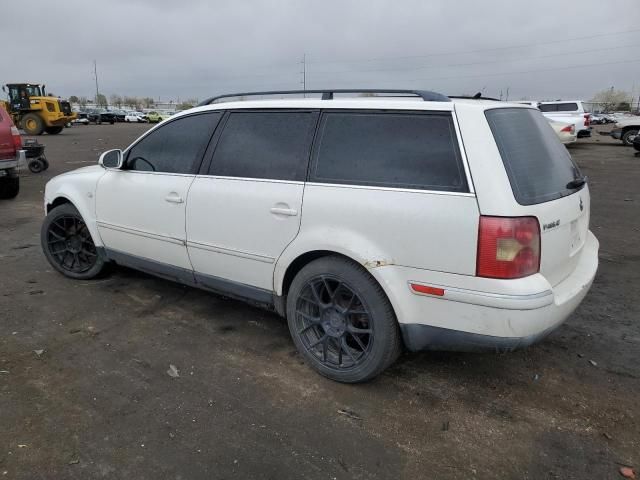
[209,111,318,181]
[311,112,467,192]
[126,113,221,173]
[486,108,582,205]
[539,103,579,112]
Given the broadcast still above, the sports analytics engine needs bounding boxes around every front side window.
[126,113,221,174]
[209,111,318,181]
[310,111,468,192]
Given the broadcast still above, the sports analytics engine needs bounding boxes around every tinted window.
[486,108,582,205]
[209,111,317,181]
[539,103,579,112]
[126,113,221,173]
[311,112,467,192]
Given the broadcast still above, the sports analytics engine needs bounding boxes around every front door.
[187,110,319,292]
[95,112,222,281]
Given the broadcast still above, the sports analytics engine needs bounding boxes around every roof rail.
[198,89,451,106]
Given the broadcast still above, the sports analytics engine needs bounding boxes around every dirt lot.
[0,123,638,479]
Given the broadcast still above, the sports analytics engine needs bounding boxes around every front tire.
[21,113,44,135]
[622,129,638,146]
[286,256,401,383]
[41,204,107,280]
[0,173,19,199]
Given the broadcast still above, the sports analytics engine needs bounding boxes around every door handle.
[270,207,298,216]
[165,193,184,204]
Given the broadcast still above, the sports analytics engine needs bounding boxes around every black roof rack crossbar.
[198,89,451,106]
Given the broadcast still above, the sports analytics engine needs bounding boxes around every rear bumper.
[371,231,599,352]
[0,150,26,171]
[577,129,591,138]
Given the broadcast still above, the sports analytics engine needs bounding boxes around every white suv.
[41,89,599,383]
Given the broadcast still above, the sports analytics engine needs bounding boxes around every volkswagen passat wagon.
[41,89,599,383]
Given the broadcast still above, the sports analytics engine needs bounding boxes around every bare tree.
[123,96,139,109]
[78,96,88,108]
[142,97,155,108]
[96,93,108,108]
[110,94,123,108]
[176,98,199,110]
[68,95,79,104]
[590,88,632,112]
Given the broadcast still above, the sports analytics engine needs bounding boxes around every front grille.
[59,101,72,116]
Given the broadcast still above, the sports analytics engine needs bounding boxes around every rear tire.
[45,126,63,135]
[21,113,44,135]
[0,173,19,199]
[286,256,401,383]
[41,204,107,280]
[622,129,638,146]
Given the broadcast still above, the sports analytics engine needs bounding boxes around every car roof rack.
[198,89,451,106]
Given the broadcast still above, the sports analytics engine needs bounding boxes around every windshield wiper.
[566,176,587,189]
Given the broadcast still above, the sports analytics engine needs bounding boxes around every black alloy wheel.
[294,275,374,369]
[41,204,107,279]
[286,256,401,383]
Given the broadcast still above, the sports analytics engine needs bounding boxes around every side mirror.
[99,149,123,169]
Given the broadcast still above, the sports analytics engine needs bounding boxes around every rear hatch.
[486,108,589,286]
[0,110,16,160]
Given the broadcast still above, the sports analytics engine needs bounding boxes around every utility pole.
[93,60,100,105]
[505,87,510,101]
[300,53,306,97]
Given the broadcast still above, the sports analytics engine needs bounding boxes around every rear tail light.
[583,114,590,127]
[561,124,575,133]
[477,216,540,279]
[10,126,21,151]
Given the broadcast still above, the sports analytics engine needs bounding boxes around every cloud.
[2,0,638,102]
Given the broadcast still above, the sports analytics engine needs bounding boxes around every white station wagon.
[41,89,599,383]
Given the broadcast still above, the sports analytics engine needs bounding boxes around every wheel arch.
[275,248,402,330]
[46,196,72,213]
[45,191,104,247]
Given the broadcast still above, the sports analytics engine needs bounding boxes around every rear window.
[311,112,468,192]
[485,108,582,205]
[539,103,579,112]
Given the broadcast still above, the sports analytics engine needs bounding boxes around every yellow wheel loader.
[0,83,76,135]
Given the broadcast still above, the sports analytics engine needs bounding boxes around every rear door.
[187,110,319,291]
[484,107,589,286]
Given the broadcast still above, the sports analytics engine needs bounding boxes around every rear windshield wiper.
[566,176,587,189]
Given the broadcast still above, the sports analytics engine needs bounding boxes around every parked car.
[72,117,90,125]
[40,89,599,383]
[605,116,640,146]
[110,110,127,122]
[146,111,169,123]
[548,119,577,144]
[86,109,116,125]
[125,112,148,123]
[538,100,591,138]
[0,109,25,199]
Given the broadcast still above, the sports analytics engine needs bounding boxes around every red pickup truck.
[0,108,25,199]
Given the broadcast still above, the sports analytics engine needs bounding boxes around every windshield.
[486,108,583,205]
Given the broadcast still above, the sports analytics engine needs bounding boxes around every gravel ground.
[0,123,638,479]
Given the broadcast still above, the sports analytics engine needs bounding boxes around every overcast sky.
[2,0,639,103]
